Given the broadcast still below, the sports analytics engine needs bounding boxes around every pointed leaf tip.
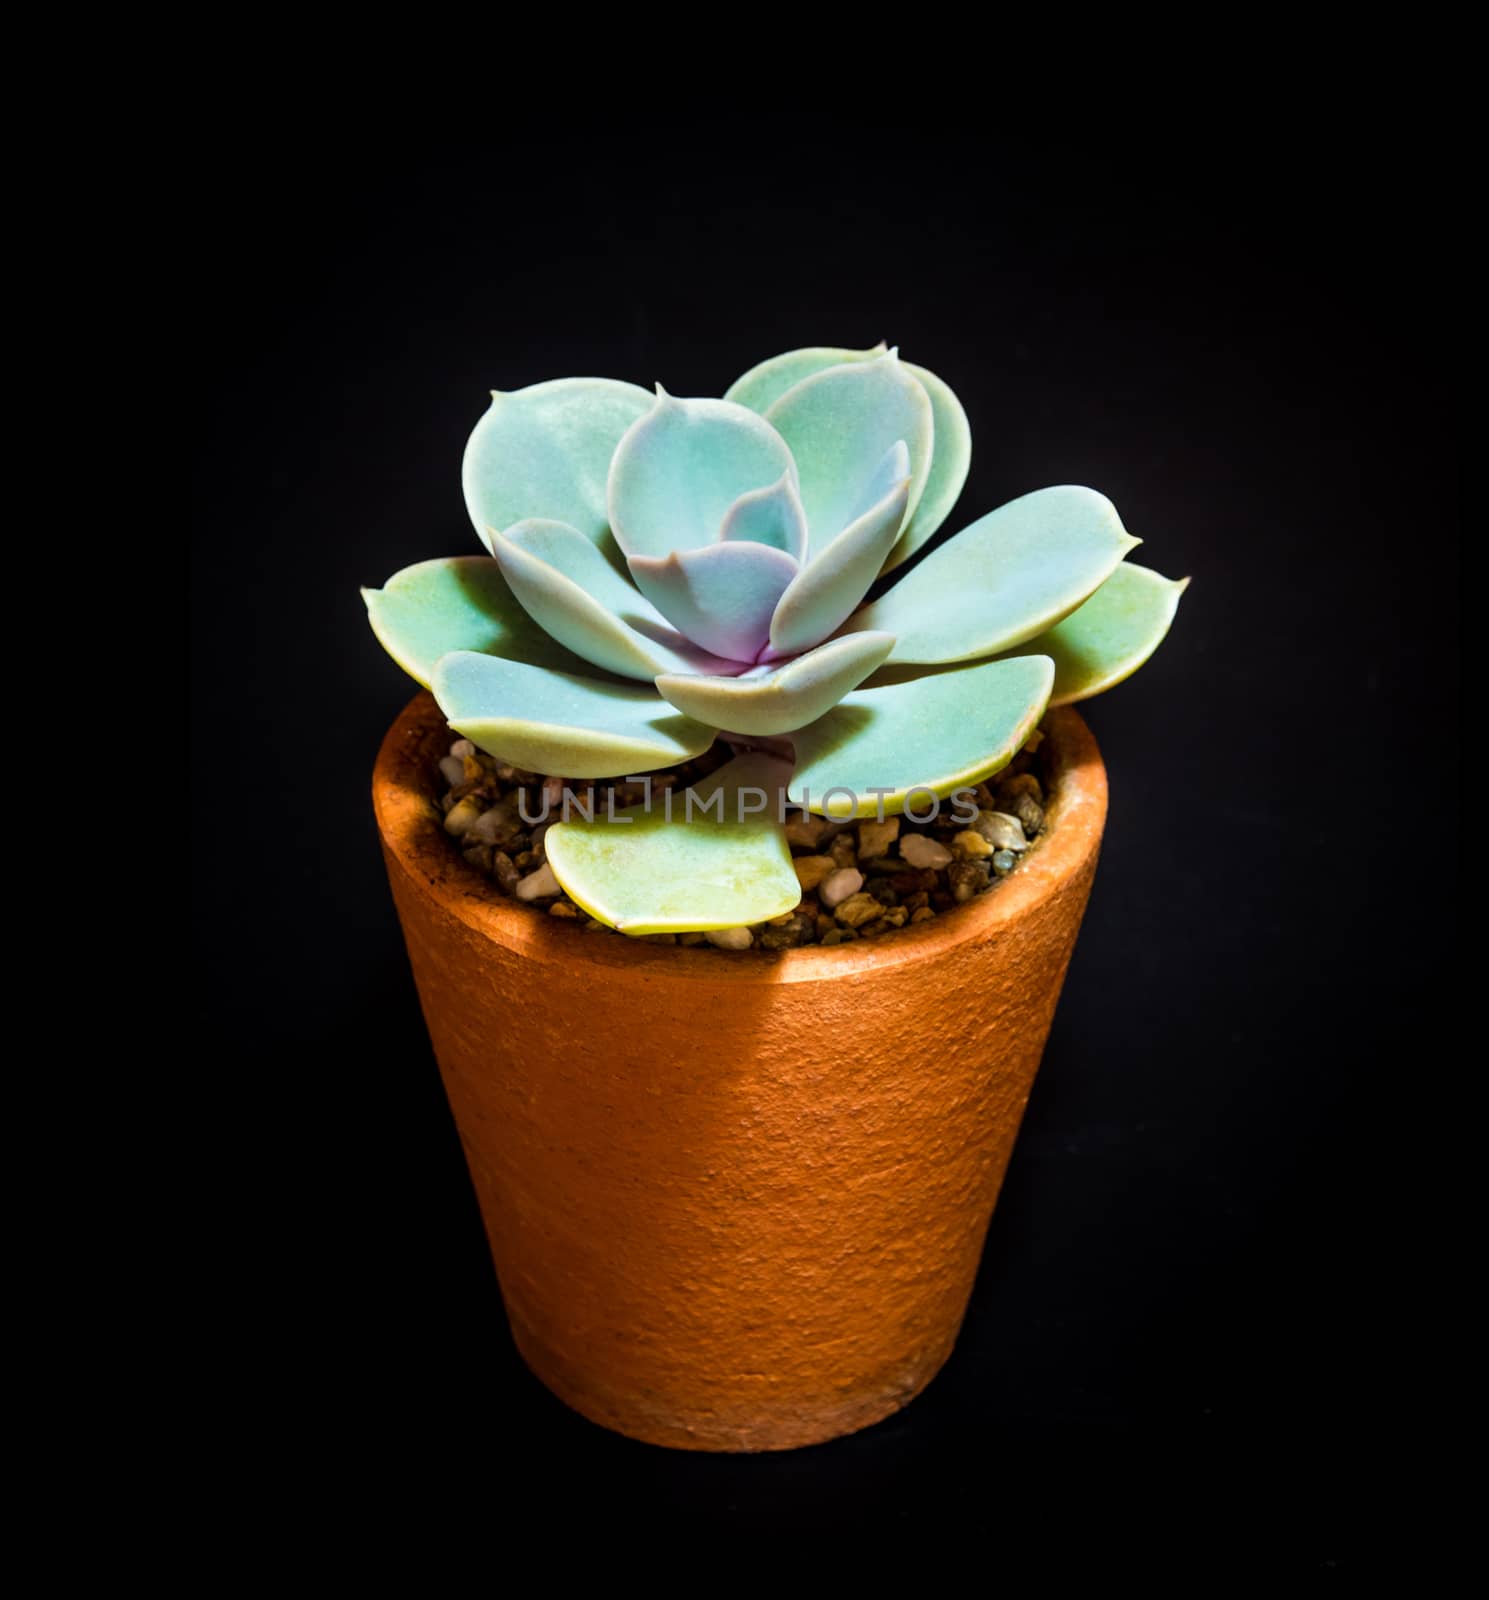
[364,554,591,688]
[995,560,1187,706]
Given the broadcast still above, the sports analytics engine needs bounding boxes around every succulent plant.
[366,344,1185,934]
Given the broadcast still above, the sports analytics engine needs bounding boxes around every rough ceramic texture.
[364,343,1183,933]
[375,692,1108,1451]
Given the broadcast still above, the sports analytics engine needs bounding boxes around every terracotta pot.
[374,691,1108,1452]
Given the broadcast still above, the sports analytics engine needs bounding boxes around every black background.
[195,127,1455,1557]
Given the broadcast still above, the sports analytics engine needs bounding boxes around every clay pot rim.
[374,692,1108,987]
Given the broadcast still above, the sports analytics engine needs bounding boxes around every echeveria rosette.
[364,344,1187,934]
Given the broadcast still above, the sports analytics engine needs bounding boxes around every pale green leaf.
[787,654,1054,817]
[628,540,799,663]
[764,352,933,557]
[769,469,910,655]
[883,360,972,571]
[723,343,888,413]
[432,651,717,779]
[654,631,895,737]
[850,486,1140,664]
[607,390,797,559]
[545,752,799,934]
[362,555,588,688]
[491,519,735,681]
[718,471,808,560]
[997,561,1189,705]
[462,378,653,545]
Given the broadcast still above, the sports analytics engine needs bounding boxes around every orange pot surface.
[375,692,1108,1451]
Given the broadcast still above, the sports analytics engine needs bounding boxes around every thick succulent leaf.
[998,561,1189,706]
[854,439,912,510]
[362,555,589,688]
[883,362,972,572]
[850,486,1140,665]
[432,652,717,780]
[787,654,1054,818]
[768,468,910,656]
[764,352,933,557]
[723,343,888,413]
[462,378,653,546]
[545,752,799,935]
[628,541,799,664]
[490,519,736,682]
[728,347,970,568]
[654,631,895,738]
[717,472,808,560]
[607,391,798,560]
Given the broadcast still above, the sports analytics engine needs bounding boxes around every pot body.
[375,693,1107,1451]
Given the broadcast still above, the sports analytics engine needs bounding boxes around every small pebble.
[828,834,858,869]
[793,855,836,892]
[515,862,561,901]
[760,913,813,950]
[974,810,1029,851]
[820,867,864,909]
[467,797,521,846]
[443,795,485,838]
[947,860,991,903]
[433,728,1050,948]
[783,815,830,850]
[857,817,900,859]
[1010,793,1044,837]
[834,892,883,928]
[899,834,953,870]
